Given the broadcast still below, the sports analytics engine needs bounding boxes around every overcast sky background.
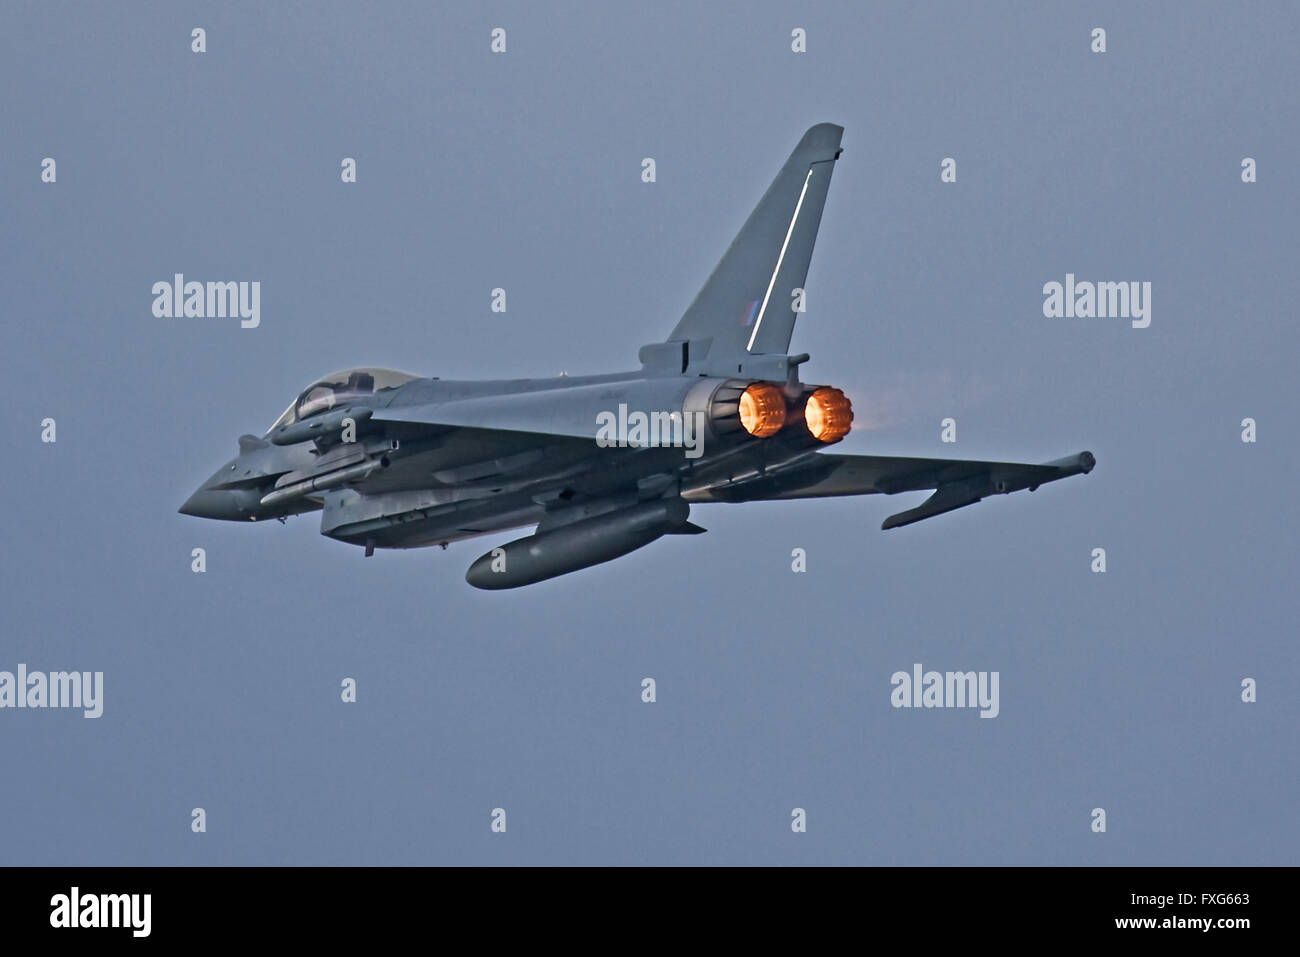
[2,1,1296,865]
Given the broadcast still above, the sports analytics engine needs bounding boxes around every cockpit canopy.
[266,368,419,435]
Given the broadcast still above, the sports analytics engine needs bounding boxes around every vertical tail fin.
[653,123,844,374]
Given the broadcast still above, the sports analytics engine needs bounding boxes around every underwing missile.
[259,456,389,507]
[270,407,373,446]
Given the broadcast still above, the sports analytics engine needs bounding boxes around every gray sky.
[2,0,1296,864]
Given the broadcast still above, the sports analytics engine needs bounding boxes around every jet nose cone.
[179,487,256,520]
[179,488,223,518]
[178,491,200,516]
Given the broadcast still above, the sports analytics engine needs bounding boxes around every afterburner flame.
[804,387,853,442]
[738,383,786,437]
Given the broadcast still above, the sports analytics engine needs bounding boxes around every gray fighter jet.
[180,123,1094,589]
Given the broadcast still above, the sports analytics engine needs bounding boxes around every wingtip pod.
[1042,450,1096,476]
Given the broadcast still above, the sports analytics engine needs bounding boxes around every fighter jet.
[180,123,1094,589]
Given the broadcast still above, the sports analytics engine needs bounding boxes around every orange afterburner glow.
[804,387,853,442]
[738,383,786,437]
